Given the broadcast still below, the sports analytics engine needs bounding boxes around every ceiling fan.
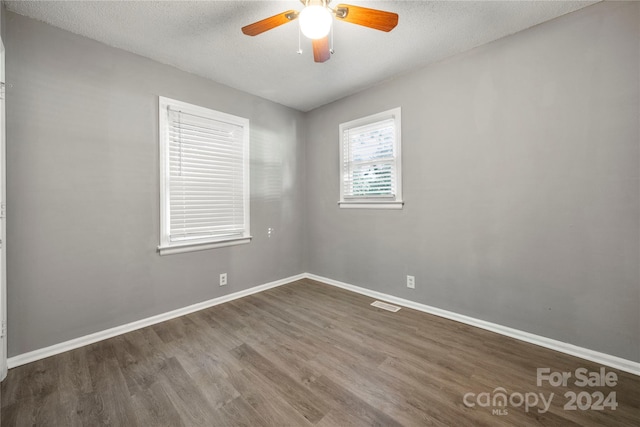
[241,0,399,63]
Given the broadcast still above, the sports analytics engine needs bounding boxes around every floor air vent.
[371,301,401,312]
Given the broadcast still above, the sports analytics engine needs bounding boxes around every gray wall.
[6,12,306,357]
[305,1,639,362]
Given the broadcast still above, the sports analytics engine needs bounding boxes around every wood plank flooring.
[2,279,639,426]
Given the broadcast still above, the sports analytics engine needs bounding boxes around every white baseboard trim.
[8,272,639,377]
[304,273,640,376]
[7,273,306,369]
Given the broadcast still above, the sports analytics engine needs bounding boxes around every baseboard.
[304,273,640,376]
[8,272,639,377]
[7,273,306,369]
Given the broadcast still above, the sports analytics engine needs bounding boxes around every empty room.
[0,0,638,425]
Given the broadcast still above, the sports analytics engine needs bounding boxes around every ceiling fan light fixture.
[241,1,399,63]
[299,5,332,39]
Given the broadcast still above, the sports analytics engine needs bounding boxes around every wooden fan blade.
[312,36,331,63]
[241,10,298,36]
[335,4,398,32]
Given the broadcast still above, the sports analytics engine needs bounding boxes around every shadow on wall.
[251,125,284,202]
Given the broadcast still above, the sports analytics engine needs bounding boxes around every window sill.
[158,237,252,255]
[338,201,404,210]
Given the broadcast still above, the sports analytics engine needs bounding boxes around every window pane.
[340,110,400,202]
[348,163,394,196]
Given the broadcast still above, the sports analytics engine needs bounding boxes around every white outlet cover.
[407,275,415,289]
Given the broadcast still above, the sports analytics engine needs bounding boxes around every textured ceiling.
[6,0,598,112]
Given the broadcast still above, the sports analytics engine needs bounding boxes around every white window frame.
[158,97,251,255]
[339,107,403,209]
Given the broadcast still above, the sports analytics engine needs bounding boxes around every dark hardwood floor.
[2,279,639,426]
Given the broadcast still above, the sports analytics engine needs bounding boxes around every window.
[158,97,250,255]
[339,107,403,209]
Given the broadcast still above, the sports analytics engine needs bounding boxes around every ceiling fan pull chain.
[330,24,334,54]
[297,25,303,54]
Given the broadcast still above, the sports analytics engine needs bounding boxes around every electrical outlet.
[407,275,415,289]
[220,273,227,286]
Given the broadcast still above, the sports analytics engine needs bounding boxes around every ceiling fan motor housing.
[304,0,330,8]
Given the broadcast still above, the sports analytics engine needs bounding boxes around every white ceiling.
[6,0,598,112]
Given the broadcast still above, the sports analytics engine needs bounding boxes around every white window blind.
[159,97,250,254]
[339,108,403,209]
[342,118,396,198]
